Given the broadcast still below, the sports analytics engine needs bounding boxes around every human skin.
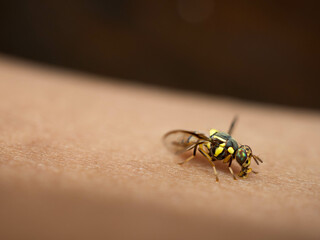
[0,56,320,240]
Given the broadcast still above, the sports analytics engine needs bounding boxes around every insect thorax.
[209,129,239,160]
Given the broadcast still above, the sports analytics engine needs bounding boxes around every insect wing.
[163,130,210,154]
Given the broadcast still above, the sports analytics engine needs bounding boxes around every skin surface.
[0,56,320,240]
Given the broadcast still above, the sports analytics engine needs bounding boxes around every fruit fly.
[163,117,263,182]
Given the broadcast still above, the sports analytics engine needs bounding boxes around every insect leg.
[228,116,238,135]
[178,142,199,165]
[198,144,219,182]
[228,159,237,180]
[178,154,195,165]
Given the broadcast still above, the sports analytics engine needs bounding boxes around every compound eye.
[236,148,247,164]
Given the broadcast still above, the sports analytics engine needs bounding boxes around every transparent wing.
[163,130,210,154]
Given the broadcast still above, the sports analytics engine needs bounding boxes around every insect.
[163,117,263,182]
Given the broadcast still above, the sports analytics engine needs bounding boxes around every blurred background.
[0,0,319,108]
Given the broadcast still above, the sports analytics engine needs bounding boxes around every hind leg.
[178,154,195,165]
[178,141,199,165]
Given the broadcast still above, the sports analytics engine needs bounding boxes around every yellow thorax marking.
[227,147,234,154]
[213,135,226,142]
[214,146,224,157]
[209,129,218,136]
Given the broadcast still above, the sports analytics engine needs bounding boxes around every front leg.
[228,158,237,180]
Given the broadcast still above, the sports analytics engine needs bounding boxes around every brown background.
[1,0,320,108]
